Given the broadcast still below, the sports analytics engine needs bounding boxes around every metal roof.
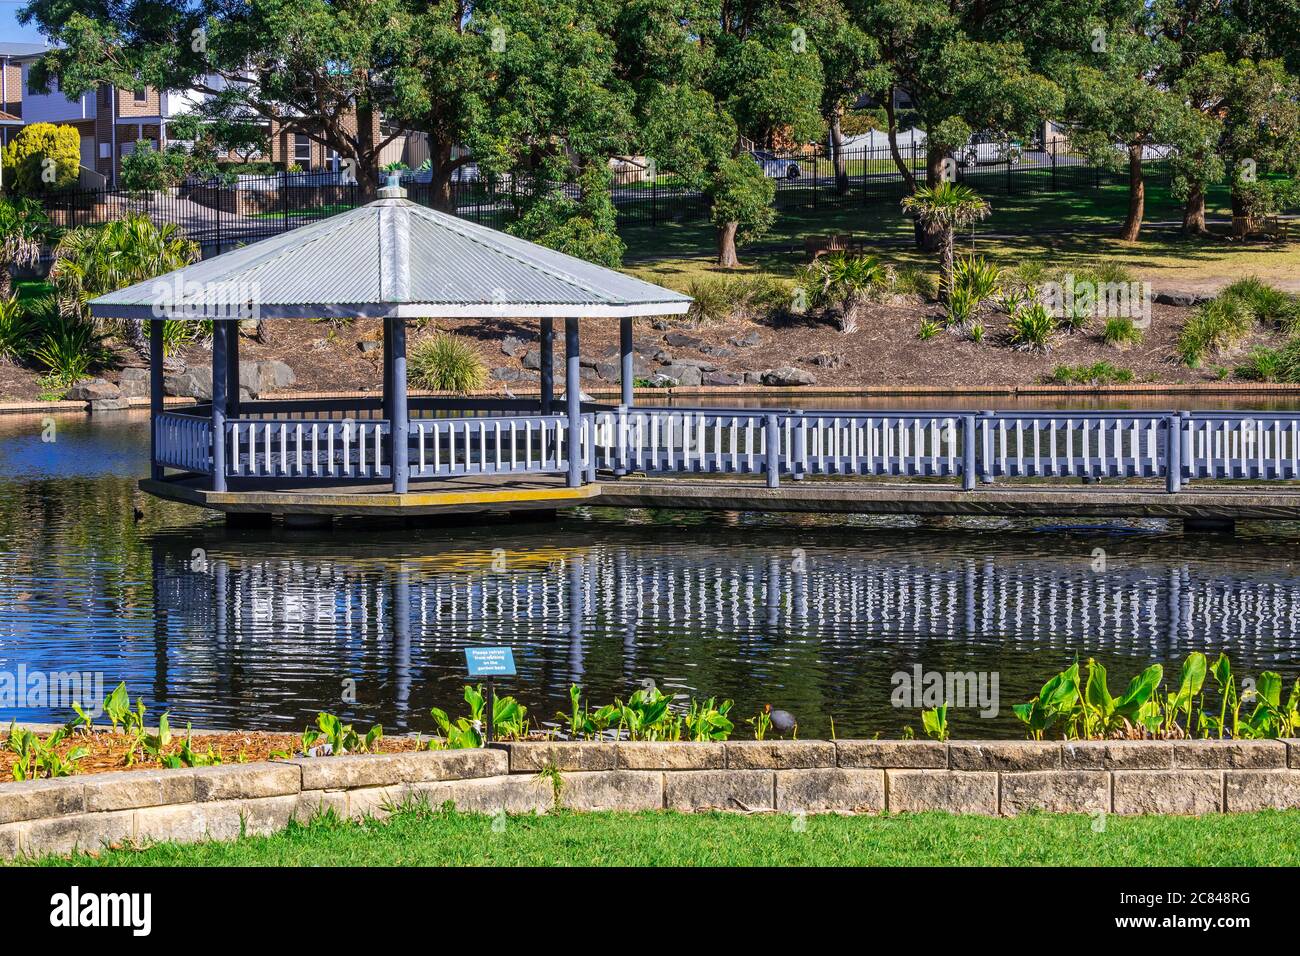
[90,192,692,321]
[0,42,50,58]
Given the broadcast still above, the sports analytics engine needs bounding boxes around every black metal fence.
[36,141,1157,257]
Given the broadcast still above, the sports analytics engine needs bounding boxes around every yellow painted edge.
[140,478,599,509]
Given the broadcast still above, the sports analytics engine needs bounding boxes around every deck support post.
[211,321,228,492]
[620,317,634,408]
[540,317,555,414]
[226,322,240,419]
[765,414,780,488]
[391,317,409,493]
[382,316,393,424]
[149,319,164,480]
[961,414,976,491]
[565,317,582,487]
[1165,413,1182,494]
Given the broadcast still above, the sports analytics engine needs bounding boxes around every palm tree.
[901,183,991,300]
[50,213,199,355]
[0,196,49,300]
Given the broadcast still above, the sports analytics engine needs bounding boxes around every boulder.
[649,373,679,388]
[89,397,132,413]
[164,366,212,400]
[653,349,673,365]
[501,335,527,357]
[239,360,296,398]
[357,339,381,354]
[490,366,521,383]
[117,368,150,399]
[67,378,121,402]
[521,348,542,370]
[1154,291,1210,307]
[761,366,816,386]
[729,331,764,348]
[703,370,742,386]
[700,344,735,358]
[238,319,261,338]
[743,371,765,385]
[660,363,703,387]
[668,358,718,371]
[594,362,620,381]
[664,332,703,349]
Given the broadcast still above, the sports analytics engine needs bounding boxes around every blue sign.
[464,646,516,677]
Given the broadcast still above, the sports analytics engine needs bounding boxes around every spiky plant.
[901,183,991,300]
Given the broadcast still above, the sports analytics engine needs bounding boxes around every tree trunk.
[939,229,956,301]
[430,137,456,212]
[830,109,848,196]
[716,222,740,268]
[125,318,148,357]
[0,263,11,301]
[1119,144,1144,242]
[1182,184,1208,236]
[884,87,916,193]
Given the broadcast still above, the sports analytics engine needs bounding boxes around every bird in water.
[765,703,797,737]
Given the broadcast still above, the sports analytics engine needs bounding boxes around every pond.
[1,409,1298,739]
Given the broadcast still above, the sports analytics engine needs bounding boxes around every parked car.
[958,133,1022,167]
[749,150,802,179]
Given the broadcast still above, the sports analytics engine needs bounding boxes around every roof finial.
[377,169,407,200]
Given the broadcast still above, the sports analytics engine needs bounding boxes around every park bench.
[1232,215,1291,241]
[804,233,865,260]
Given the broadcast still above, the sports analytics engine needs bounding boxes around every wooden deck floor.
[142,472,1300,522]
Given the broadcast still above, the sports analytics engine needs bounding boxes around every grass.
[620,175,1300,296]
[22,805,1300,867]
[408,332,488,393]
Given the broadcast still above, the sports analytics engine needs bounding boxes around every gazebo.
[90,177,693,516]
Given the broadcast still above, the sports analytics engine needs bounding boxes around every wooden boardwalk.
[142,472,1300,523]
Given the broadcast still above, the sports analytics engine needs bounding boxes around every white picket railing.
[154,412,213,474]
[226,419,389,479]
[976,413,1168,480]
[408,415,574,478]
[1186,414,1300,481]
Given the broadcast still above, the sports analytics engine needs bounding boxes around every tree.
[120,141,191,192]
[507,165,627,267]
[1,122,81,195]
[900,182,989,298]
[620,0,825,267]
[0,197,49,299]
[168,109,271,171]
[707,156,777,267]
[51,214,199,355]
[20,0,421,199]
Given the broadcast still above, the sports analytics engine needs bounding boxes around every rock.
[811,352,842,368]
[669,358,718,371]
[501,335,527,357]
[594,362,620,381]
[649,373,679,388]
[729,331,764,348]
[357,339,381,354]
[700,345,734,357]
[89,397,132,413]
[239,360,297,398]
[490,366,521,382]
[659,363,703,386]
[579,355,600,369]
[1112,770,1221,814]
[67,378,121,402]
[1154,290,1210,307]
[651,318,672,331]
[761,366,816,386]
[1000,771,1108,816]
[836,740,947,769]
[164,366,212,400]
[776,769,885,813]
[664,332,703,348]
[887,770,998,815]
[521,348,542,370]
[238,318,261,338]
[743,371,765,385]
[117,367,149,399]
[703,371,742,386]
[653,349,673,364]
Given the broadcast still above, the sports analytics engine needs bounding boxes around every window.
[293,133,312,167]
[26,69,56,95]
[133,87,148,103]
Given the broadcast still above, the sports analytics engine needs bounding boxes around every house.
[0,41,47,148]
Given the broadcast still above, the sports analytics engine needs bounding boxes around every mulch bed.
[0,728,427,779]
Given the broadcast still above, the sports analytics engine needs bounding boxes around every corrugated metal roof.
[90,195,693,321]
[0,42,49,58]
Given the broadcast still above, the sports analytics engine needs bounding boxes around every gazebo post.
[390,316,409,493]
[381,317,393,423]
[619,317,634,408]
[211,321,228,492]
[565,317,581,487]
[149,319,163,480]
[226,323,241,418]
[539,317,554,414]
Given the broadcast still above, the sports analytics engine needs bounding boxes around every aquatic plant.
[301,712,383,757]
[921,703,949,741]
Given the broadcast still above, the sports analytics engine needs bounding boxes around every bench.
[804,233,865,261]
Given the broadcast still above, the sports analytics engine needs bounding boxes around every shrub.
[0,196,50,298]
[917,318,941,340]
[507,165,625,268]
[945,285,979,328]
[1,122,80,195]
[1219,277,1299,332]
[797,253,886,333]
[969,321,985,343]
[686,274,790,324]
[1102,316,1143,347]
[891,266,937,300]
[1010,259,1050,289]
[0,295,33,361]
[30,305,110,388]
[1234,346,1283,382]
[1048,362,1134,385]
[952,254,1001,304]
[1007,301,1056,351]
[1177,297,1254,367]
[409,333,487,393]
[120,141,191,192]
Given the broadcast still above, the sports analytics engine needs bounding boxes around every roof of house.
[0,110,21,125]
[89,190,693,321]
[0,42,50,59]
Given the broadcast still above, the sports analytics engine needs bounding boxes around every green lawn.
[23,806,1300,867]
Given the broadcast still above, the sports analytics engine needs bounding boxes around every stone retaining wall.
[4,739,1300,859]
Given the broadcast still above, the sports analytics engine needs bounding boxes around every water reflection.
[1,412,1299,739]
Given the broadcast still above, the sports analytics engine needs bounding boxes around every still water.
[1,410,1299,739]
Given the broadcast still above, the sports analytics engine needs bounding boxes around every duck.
[765,703,797,736]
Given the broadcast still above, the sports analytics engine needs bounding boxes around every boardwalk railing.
[154,404,1300,493]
